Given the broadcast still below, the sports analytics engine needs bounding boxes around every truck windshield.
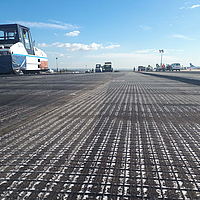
[96,64,101,68]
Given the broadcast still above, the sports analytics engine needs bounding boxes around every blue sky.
[1,0,200,70]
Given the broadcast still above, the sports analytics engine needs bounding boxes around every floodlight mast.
[56,57,58,72]
[159,50,164,68]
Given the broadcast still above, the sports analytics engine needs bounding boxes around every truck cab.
[0,24,48,74]
[0,24,34,54]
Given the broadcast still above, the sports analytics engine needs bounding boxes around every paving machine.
[0,24,48,74]
[102,61,113,72]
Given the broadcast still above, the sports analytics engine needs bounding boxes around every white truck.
[167,63,181,71]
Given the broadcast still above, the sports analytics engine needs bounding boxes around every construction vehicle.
[165,63,181,71]
[102,61,113,72]
[95,63,102,72]
[0,24,48,74]
[170,63,181,71]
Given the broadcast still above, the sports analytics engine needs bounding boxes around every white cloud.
[164,49,184,53]
[172,34,193,40]
[38,42,121,51]
[136,49,150,53]
[65,31,80,36]
[179,7,185,9]
[190,4,200,9]
[57,43,71,48]
[39,42,122,52]
[104,44,120,49]
[38,43,51,47]
[135,48,182,54]
[86,52,153,58]
[39,42,62,47]
[67,43,102,51]
[52,42,61,46]
[10,20,79,30]
[140,25,152,31]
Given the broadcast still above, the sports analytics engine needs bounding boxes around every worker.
[23,30,27,39]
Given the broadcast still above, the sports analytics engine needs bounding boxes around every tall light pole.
[159,50,164,67]
[56,57,58,72]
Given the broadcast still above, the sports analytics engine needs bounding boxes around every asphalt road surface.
[1,71,200,199]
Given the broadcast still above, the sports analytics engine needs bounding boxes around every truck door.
[19,27,34,55]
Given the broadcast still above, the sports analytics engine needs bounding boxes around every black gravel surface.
[0,71,200,199]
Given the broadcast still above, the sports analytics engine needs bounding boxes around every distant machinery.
[95,62,113,72]
[102,62,113,72]
[95,63,102,72]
